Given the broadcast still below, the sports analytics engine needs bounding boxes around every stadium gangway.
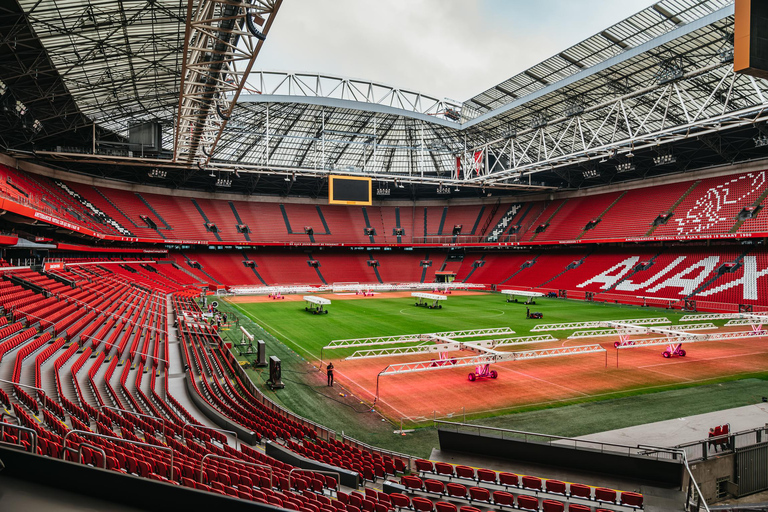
[412,292,446,309]
[373,344,606,400]
[531,317,670,332]
[345,334,557,360]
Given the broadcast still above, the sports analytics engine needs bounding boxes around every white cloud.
[257,0,657,101]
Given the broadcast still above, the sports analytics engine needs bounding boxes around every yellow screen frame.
[328,175,372,206]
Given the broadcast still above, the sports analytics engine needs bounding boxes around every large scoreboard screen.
[328,176,372,205]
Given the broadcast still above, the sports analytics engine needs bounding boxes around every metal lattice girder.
[706,331,768,341]
[348,334,555,359]
[490,335,558,347]
[665,323,718,331]
[326,327,515,350]
[175,0,282,164]
[245,71,462,118]
[617,330,768,349]
[568,328,647,339]
[433,327,515,339]
[532,317,669,332]
[378,344,606,376]
[346,342,452,360]
[680,313,740,321]
[531,321,604,332]
[464,65,768,185]
[325,334,430,350]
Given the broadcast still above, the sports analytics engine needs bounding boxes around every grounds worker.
[327,362,334,387]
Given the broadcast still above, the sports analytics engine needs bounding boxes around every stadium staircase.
[191,199,222,242]
[537,250,593,288]
[485,203,522,242]
[478,199,501,239]
[600,250,665,294]
[687,249,751,299]
[730,187,768,233]
[307,252,327,285]
[179,253,222,285]
[575,191,626,240]
[645,180,701,236]
[135,193,174,230]
[367,251,383,283]
[242,251,267,285]
[499,254,539,285]
[228,201,251,241]
[528,200,568,241]
[53,181,134,237]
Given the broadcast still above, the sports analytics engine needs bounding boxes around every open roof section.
[463,0,734,123]
[14,0,186,147]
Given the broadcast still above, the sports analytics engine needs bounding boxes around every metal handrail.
[638,444,709,512]
[434,420,679,457]
[198,453,272,487]
[182,422,238,450]
[0,377,48,403]
[0,422,38,454]
[63,441,107,469]
[99,405,167,440]
[62,429,174,481]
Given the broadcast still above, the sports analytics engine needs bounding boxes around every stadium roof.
[1,0,768,198]
[463,0,734,122]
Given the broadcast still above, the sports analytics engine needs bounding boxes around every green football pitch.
[217,293,768,457]
[224,293,694,360]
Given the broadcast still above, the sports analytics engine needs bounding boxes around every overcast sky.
[257,0,658,102]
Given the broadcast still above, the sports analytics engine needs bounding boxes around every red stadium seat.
[435,502,457,512]
[498,472,519,488]
[569,484,591,499]
[545,479,566,496]
[517,495,539,511]
[447,483,468,499]
[468,487,491,504]
[455,465,475,480]
[568,504,592,512]
[416,459,435,474]
[595,488,617,504]
[425,479,446,495]
[476,468,497,484]
[522,475,542,492]
[390,493,411,511]
[435,462,455,478]
[492,490,514,507]
[542,500,565,512]
[412,497,434,512]
[620,491,644,508]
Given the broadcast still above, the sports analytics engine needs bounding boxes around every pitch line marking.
[333,368,412,420]
[496,366,590,397]
[638,349,768,369]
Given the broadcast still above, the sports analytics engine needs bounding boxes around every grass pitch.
[217,293,768,457]
[226,293,694,360]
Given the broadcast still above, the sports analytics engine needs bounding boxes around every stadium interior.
[0,0,767,511]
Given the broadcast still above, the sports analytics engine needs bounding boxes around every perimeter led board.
[735,0,768,80]
[328,176,372,205]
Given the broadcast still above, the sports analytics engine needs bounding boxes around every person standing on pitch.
[327,362,335,387]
